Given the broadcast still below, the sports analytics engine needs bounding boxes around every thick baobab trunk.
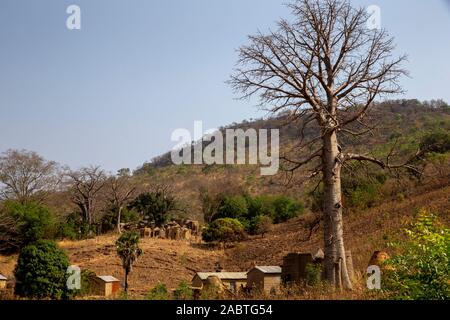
[322,131,353,290]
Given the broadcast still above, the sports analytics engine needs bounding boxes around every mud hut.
[91,275,121,297]
[247,266,282,294]
[192,272,247,293]
[281,253,314,283]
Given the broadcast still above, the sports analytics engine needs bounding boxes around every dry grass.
[63,236,225,298]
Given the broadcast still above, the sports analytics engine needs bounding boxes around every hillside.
[132,100,450,221]
[1,174,448,299]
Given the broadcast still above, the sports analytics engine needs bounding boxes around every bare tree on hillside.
[230,0,408,289]
[0,149,60,204]
[106,175,137,233]
[67,166,107,226]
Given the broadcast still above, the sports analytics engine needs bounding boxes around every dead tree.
[67,166,106,226]
[230,0,407,289]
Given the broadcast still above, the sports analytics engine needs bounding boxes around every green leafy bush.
[14,240,70,299]
[67,268,97,297]
[173,281,193,300]
[146,283,170,300]
[213,195,303,231]
[384,210,450,300]
[247,195,304,223]
[56,212,87,240]
[305,263,322,286]
[420,130,450,154]
[271,196,304,223]
[248,215,273,236]
[342,170,386,209]
[130,190,178,226]
[77,269,97,297]
[202,218,246,243]
[216,196,248,219]
[4,201,55,245]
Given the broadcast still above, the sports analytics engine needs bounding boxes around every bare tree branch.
[66,166,107,226]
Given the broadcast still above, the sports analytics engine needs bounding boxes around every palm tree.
[116,231,143,293]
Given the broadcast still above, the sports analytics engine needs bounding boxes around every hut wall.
[282,253,313,283]
[247,269,264,291]
[263,275,281,293]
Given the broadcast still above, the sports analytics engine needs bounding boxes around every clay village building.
[281,250,325,283]
[282,253,314,283]
[247,266,282,294]
[0,274,6,290]
[192,272,247,293]
[91,275,121,297]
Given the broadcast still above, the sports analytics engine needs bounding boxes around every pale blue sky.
[0,0,449,172]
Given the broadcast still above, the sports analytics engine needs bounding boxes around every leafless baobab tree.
[230,0,407,289]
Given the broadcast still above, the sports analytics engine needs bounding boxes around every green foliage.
[116,231,143,275]
[309,168,387,211]
[14,240,70,299]
[247,195,304,223]
[130,190,177,226]
[216,196,248,219]
[56,221,79,240]
[176,164,189,174]
[118,291,129,300]
[420,129,450,154]
[173,281,193,300]
[384,210,450,300]
[305,263,322,286]
[146,283,170,300]
[133,162,157,176]
[68,268,97,297]
[342,169,386,209]
[200,188,225,223]
[56,212,89,240]
[248,215,273,236]
[116,231,143,292]
[77,269,97,297]
[202,218,246,243]
[211,194,303,234]
[270,196,304,223]
[4,200,55,245]
[100,207,140,233]
[200,285,220,300]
